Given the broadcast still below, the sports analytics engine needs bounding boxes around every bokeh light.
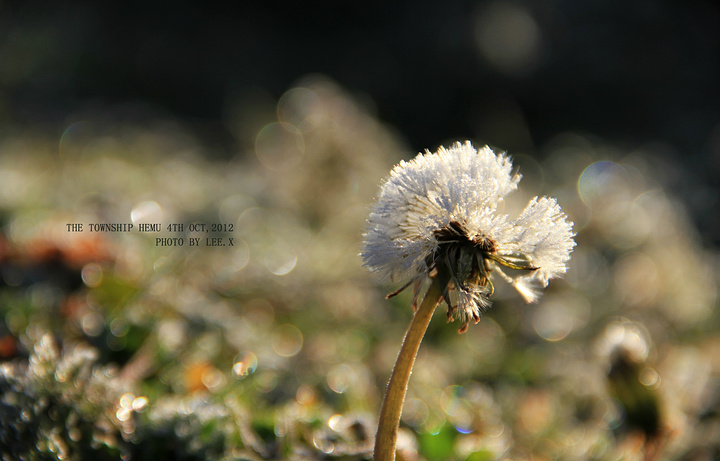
[475,2,543,76]
[232,351,258,379]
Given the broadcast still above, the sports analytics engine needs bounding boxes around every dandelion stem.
[374,276,444,461]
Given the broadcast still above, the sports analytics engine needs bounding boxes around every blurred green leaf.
[465,449,495,461]
[418,423,458,461]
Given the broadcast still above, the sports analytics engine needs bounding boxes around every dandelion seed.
[366,141,575,461]
[362,141,575,333]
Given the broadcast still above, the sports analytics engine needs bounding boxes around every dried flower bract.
[362,141,575,332]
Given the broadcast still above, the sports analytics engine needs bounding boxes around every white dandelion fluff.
[361,141,575,333]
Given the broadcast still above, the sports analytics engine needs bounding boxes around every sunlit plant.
[361,141,575,460]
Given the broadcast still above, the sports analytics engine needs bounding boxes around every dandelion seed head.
[361,141,575,332]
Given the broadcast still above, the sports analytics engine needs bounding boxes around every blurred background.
[1,1,719,460]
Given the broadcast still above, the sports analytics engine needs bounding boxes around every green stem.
[374,277,444,461]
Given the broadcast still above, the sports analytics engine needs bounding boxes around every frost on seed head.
[361,141,575,332]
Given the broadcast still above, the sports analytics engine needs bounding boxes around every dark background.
[2,0,720,245]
